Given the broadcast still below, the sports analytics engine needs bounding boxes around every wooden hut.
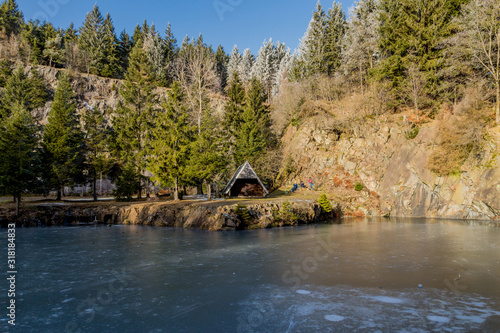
[223,161,269,197]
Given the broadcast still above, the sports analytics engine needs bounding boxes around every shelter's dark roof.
[223,161,269,196]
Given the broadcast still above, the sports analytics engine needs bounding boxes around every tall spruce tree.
[377,0,468,106]
[78,4,105,75]
[112,39,157,199]
[117,30,132,75]
[215,45,229,90]
[42,73,85,200]
[297,2,327,77]
[234,78,269,166]
[342,0,381,89]
[148,82,193,201]
[324,2,346,75]
[163,23,177,85]
[83,106,109,201]
[0,0,23,37]
[0,66,47,120]
[0,102,40,215]
[185,108,228,200]
[101,13,120,78]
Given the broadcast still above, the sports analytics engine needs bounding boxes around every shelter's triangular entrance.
[223,161,269,197]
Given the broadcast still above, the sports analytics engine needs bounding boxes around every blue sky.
[17,0,356,54]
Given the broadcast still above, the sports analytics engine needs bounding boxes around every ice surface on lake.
[1,219,499,332]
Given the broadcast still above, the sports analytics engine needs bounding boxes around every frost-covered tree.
[342,0,381,89]
[241,48,255,84]
[252,39,289,99]
[43,32,65,67]
[297,2,327,77]
[227,45,242,84]
[143,24,165,84]
[274,52,292,96]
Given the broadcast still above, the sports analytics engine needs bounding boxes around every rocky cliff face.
[29,65,226,122]
[281,114,500,220]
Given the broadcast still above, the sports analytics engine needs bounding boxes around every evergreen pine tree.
[215,44,229,90]
[0,0,23,37]
[101,13,120,78]
[83,106,110,201]
[185,108,228,200]
[78,4,105,75]
[224,72,245,137]
[0,102,40,215]
[0,66,47,119]
[240,48,255,84]
[163,22,177,85]
[112,39,157,199]
[117,30,132,75]
[64,22,78,43]
[324,2,346,75]
[41,73,85,200]
[234,78,269,166]
[0,59,12,87]
[148,82,193,201]
[377,0,468,106]
[298,2,327,76]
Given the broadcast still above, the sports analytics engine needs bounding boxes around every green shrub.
[233,204,251,222]
[317,194,333,213]
[354,182,364,191]
[273,200,298,224]
[405,126,419,139]
[113,164,140,201]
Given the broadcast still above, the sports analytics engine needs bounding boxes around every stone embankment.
[0,199,339,230]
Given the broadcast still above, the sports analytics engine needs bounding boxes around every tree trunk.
[207,182,212,201]
[93,176,97,201]
[197,183,203,195]
[56,187,62,201]
[15,194,20,216]
[174,176,179,201]
[496,83,499,125]
[137,177,142,200]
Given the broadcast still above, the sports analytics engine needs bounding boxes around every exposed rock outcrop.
[281,115,500,220]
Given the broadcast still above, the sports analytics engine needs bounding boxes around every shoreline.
[1,197,499,230]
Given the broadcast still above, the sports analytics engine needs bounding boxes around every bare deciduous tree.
[450,0,500,124]
[174,36,220,134]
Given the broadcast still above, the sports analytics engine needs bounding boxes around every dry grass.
[428,83,492,175]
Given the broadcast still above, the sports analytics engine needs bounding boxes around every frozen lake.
[1,218,499,332]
